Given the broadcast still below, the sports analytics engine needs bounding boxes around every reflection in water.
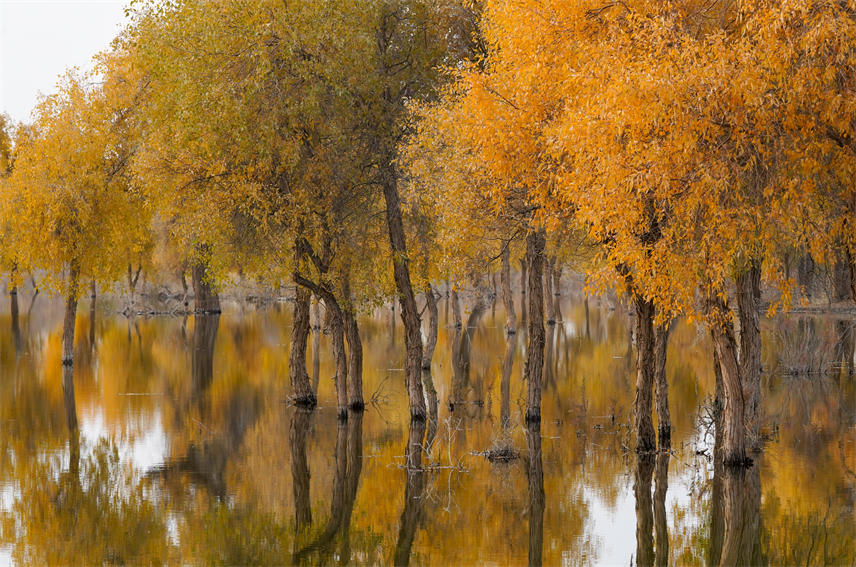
[0,295,854,564]
[450,297,487,413]
[293,411,363,564]
[393,420,427,566]
[290,408,314,532]
[527,421,544,567]
[500,334,515,428]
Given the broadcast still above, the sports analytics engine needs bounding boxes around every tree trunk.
[380,164,426,421]
[634,294,657,453]
[191,250,221,314]
[525,229,546,422]
[290,287,316,407]
[501,245,516,335]
[328,299,349,420]
[844,243,856,303]
[552,260,562,325]
[10,284,21,353]
[343,306,364,411]
[527,420,545,567]
[422,285,439,369]
[707,295,748,467]
[451,289,462,329]
[654,320,671,448]
[544,256,555,325]
[736,260,762,450]
[89,282,96,352]
[62,267,80,365]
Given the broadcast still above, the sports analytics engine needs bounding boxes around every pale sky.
[0,0,129,124]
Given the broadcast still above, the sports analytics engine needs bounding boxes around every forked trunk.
[422,285,439,369]
[707,294,748,467]
[380,163,425,421]
[654,320,671,448]
[501,246,516,335]
[525,229,546,422]
[290,286,316,407]
[736,260,762,449]
[634,294,657,453]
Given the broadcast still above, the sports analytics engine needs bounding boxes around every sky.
[0,0,129,124]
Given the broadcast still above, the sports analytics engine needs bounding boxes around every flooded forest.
[1,0,856,565]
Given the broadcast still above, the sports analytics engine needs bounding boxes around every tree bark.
[422,285,439,369]
[62,266,80,365]
[191,249,220,314]
[544,255,555,325]
[844,243,856,303]
[290,286,317,407]
[501,245,516,335]
[380,164,426,421]
[343,306,364,411]
[525,229,546,422]
[328,300,349,419]
[634,294,657,453]
[654,320,672,448]
[707,294,748,467]
[736,260,762,450]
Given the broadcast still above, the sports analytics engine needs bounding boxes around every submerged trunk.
[380,162,426,421]
[327,299,349,419]
[501,246,516,335]
[736,261,762,450]
[527,420,545,567]
[654,320,672,448]
[422,285,439,369]
[634,294,657,453]
[62,267,80,365]
[343,306,364,411]
[544,256,555,325]
[525,229,546,422]
[707,295,748,467]
[191,251,221,314]
[290,287,316,407]
[718,464,762,565]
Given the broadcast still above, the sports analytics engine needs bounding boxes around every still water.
[0,286,854,565]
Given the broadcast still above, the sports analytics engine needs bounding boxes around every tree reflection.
[393,419,427,566]
[293,411,363,564]
[500,333,515,428]
[290,407,314,533]
[450,297,487,414]
[527,420,544,567]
